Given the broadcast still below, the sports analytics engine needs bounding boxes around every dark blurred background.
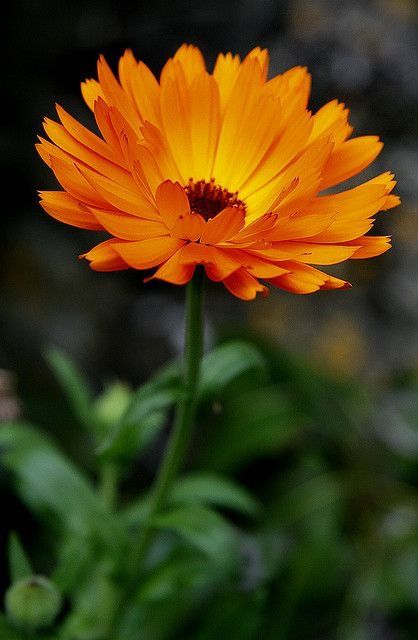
[1,1,417,638]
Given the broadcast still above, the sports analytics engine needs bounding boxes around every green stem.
[134,268,205,565]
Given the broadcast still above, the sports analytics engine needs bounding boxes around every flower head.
[37,44,399,299]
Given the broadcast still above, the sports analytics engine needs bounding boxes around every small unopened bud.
[5,575,62,631]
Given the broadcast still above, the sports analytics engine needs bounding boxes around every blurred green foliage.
[1,339,417,639]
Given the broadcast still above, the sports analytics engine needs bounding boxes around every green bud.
[5,575,62,631]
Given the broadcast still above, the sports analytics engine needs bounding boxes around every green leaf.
[152,505,240,565]
[99,382,183,459]
[45,348,94,430]
[51,536,93,595]
[199,385,301,471]
[60,562,119,640]
[199,341,267,399]
[0,422,122,546]
[170,472,260,517]
[0,613,26,639]
[138,555,214,602]
[8,533,32,582]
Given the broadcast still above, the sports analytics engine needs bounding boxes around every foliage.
[1,340,417,639]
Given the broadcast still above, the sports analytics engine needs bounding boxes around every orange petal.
[56,104,122,167]
[222,249,291,278]
[81,78,105,111]
[268,261,351,294]
[250,241,359,264]
[321,136,383,190]
[39,191,103,230]
[77,163,160,219]
[212,58,264,189]
[146,247,195,284]
[130,61,161,126]
[43,116,133,188]
[113,236,185,269]
[97,55,140,134]
[222,268,269,300]
[171,44,206,84]
[160,67,194,181]
[189,72,221,181]
[179,243,240,281]
[200,207,245,245]
[213,52,241,115]
[155,180,190,228]
[90,208,168,240]
[309,100,353,146]
[344,236,391,259]
[49,156,109,208]
[81,239,129,271]
[171,213,205,241]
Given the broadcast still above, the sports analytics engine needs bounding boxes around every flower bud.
[5,575,62,631]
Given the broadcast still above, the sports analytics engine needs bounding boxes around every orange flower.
[37,44,400,300]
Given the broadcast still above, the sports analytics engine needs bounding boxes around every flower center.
[185,178,245,221]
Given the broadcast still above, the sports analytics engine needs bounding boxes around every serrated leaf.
[170,473,260,517]
[45,348,94,430]
[8,533,32,582]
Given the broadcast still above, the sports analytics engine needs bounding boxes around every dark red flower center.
[185,179,245,221]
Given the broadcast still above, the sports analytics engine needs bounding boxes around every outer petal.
[250,241,359,264]
[39,191,103,230]
[179,243,241,281]
[268,261,351,294]
[309,100,353,146]
[343,236,391,259]
[90,208,168,240]
[82,239,129,271]
[81,79,105,111]
[321,136,383,190]
[171,44,206,84]
[147,247,196,284]
[77,163,160,219]
[222,268,269,300]
[213,52,241,115]
[113,236,185,269]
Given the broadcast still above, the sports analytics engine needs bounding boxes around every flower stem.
[134,268,205,565]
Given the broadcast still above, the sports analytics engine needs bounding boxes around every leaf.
[170,473,260,517]
[138,556,214,602]
[199,341,267,399]
[8,533,32,583]
[151,505,240,566]
[0,422,122,546]
[99,384,183,459]
[60,562,119,640]
[51,536,93,595]
[0,613,26,639]
[45,348,94,430]
[199,385,302,471]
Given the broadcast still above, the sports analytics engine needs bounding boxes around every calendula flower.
[37,44,400,300]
